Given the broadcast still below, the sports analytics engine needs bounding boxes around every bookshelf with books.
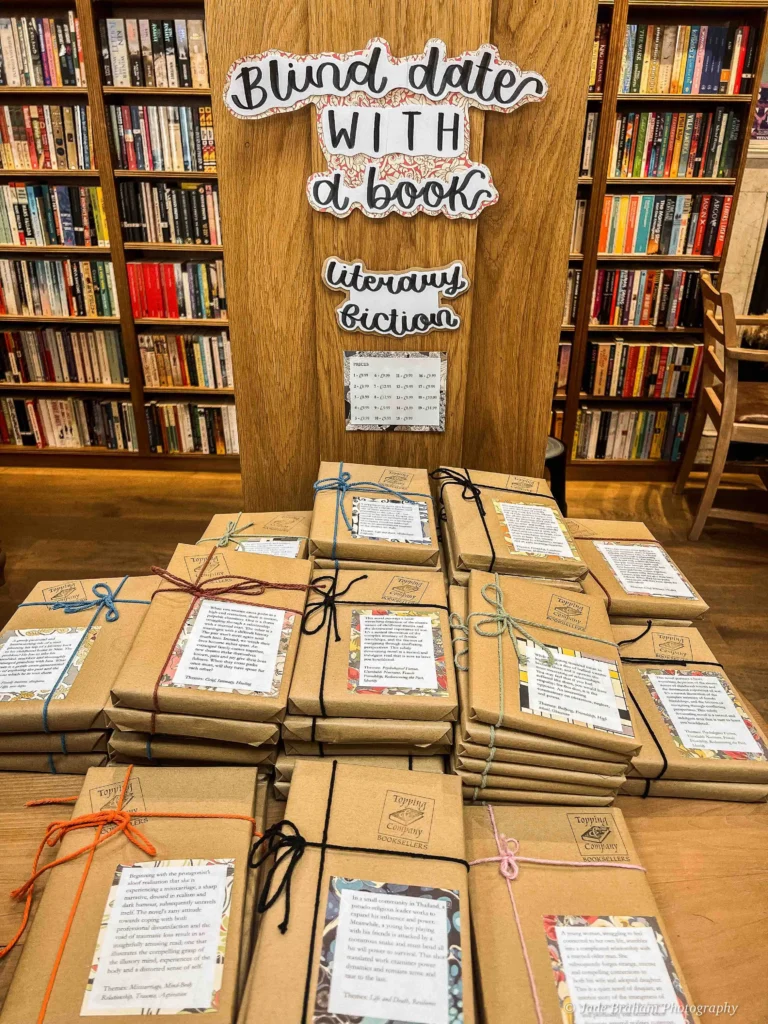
[557,0,768,480]
[0,0,236,467]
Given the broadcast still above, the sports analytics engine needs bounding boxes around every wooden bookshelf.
[0,0,234,465]
[557,0,768,480]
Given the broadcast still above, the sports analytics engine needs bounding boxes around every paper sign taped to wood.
[323,257,469,336]
[223,38,547,219]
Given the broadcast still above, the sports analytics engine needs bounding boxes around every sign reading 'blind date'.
[223,37,548,219]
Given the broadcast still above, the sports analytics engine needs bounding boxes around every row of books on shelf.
[138,332,232,389]
[588,23,610,93]
[145,400,238,455]
[610,108,741,180]
[574,405,690,461]
[0,258,117,318]
[599,193,731,257]
[1,327,126,385]
[118,181,221,246]
[126,261,226,320]
[579,112,599,177]
[0,184,108,248]
[583,339,703,399]
[619,22,756,96]
[99,18,208,90]
[562,270,581,327]
[109,104,216,174]
[570,200,587,254]
[0,395,137,449]
[591,268,703,328]
[0,14,86,88]
[0,105,93,171]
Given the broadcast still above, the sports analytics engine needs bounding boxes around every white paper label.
[498,503,574,559]
[82,860,233,1015]
[346,353,443,425]
[328,887,449,1024]
[358,613,438,691]
[555,924,686,1024]
[0,629,86,696]
[354,497,429,543]
[594,542,694,599]
[524,647,628,736]
[648,671,763,755]
[321,105,466,157]
[173,599,285,694]
[236,537,302,558]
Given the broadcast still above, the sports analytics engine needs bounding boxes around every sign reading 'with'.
[224,37,547,219]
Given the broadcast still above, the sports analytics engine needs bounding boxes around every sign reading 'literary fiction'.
[223,38,548,218]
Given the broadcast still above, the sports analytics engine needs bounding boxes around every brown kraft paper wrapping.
[108,705,279,747]
[309,461,440,567]
[568,518,708,620]
[198,510,312,558]
[613,625,768,785]
[465,803,694,1023]
[455,755,625,791]
[108,731,278,766]
[463,787,614,807]
[313,550,443,573]
[0,730,107,753]
[0,575,158,733]
[434,467,586,580]
[276,753,447,783]
[449,585,629,766]
[241,761,474,1024]
[456,740,628,777]
[284,741,452,757]
[620,778,768,801]
[282,714,453,746]
[455,768,618,798]
[0,751,107,773]
[290,570,457,722]
[0,765,260,1024]
[111,544,310,723]
[466,573,639,756]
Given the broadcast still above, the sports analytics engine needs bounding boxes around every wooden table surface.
[0,772,765,1022]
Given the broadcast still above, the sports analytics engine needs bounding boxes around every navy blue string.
[18,577,150,732]
[314,461,433,567]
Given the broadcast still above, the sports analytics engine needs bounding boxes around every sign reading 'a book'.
[223,38,548,219]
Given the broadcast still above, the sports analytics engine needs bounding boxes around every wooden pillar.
[207,0,597,507]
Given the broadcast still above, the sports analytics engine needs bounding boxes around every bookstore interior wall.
[0,0,765,496]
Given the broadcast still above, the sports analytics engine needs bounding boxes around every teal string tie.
[314,461,433,566]
[18,577,151,733]
[198,511,255,547]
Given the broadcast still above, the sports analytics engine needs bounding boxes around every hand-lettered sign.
[223,38,547,219]
[323,257,469,336]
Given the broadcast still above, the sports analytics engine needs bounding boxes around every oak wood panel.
[206,0,320,510]
[307,0,491,470]
[462,0,598,476]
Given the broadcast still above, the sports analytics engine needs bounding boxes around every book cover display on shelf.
[599,193,732,256]
[0,393,137,449]
[108,104,216,173]
[582,338,702,399]
[118,180,221,245]
[127,260,226,320]
[138,331,232,389]
[0,259,118,318]
[610,108,742,180]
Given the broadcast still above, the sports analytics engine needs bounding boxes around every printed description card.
[495,502,575,559]
[0,627,97,702]
[236,537,302,557]
[314,877,462,1024]
[351,497,430,544]
[160,598,294,696]
[82,860,234,1015]
[594,542,694,599]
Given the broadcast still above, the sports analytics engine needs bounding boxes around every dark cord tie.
[251,820,307,934]
[301,573,368,642]
[430,467,496,571]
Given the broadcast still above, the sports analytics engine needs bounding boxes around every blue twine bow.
[18,577,151,736]
[314,461,432,566]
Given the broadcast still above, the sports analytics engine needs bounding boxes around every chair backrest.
[699,270,739,406]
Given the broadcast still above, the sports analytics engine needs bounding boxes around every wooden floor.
[0,466,767,1019]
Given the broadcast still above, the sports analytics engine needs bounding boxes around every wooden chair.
[675,272,768,540]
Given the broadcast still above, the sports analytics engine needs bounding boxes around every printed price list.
[346,352,444,429]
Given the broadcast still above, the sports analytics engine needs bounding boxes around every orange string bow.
[0,765,263,1024]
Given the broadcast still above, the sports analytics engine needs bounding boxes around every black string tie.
[250,819,307,934]
[430,467,496,571]
[301,572,368,642]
